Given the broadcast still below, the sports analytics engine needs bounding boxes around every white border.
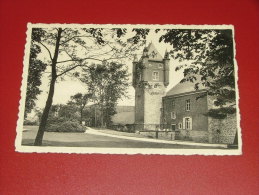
[15,23,242,155]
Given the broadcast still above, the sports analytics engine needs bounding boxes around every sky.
[31,28,184,110]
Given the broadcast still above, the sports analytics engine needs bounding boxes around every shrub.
[46,117,85,133]
[24,120,38,126]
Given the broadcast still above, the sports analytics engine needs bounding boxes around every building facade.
[132,43,170,130]
[132,43,237,144]
[162,81,237,144]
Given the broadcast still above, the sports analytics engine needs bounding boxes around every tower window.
[152,71,159,80]
[186,99,190,111]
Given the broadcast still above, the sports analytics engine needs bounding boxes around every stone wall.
[208,113,237,144]
[144,86,166,130]
[163,92,208,131]
[135,87,145,124]
[175,130,209,143]
[138,131,175,141]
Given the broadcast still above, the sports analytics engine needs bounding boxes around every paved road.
[22,126,223,149]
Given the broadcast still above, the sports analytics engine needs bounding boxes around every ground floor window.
[183,117,192,130]
[171,124,176,131]
[178,123,182,129]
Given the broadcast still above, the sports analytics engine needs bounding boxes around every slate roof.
[166,77,207,97]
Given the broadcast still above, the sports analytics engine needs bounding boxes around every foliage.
[24,29,47,118]
[158,29,236,117]
[32,27,145,145]
[68,93,92,123]
[205,107,236,119]
[45,117,84,132]
[23,120,38,126]
[49,104,80,120]
[81,62,129,127]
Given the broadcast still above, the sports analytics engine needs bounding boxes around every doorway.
[171,124,176,131]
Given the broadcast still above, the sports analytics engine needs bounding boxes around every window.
[171,124,176,131]
[172,100,175,109]
[171,111,176,119]
[152,71,159,80]
[178,123,182,129]
[183,117,192,130]
[186,99,190,111]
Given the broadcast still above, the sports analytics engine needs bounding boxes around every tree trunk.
[34,28,62,146]
[34,77,56,145]
[101,105,104,127]
[80,108,83,124]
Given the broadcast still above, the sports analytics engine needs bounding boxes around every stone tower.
[132,43,170,130]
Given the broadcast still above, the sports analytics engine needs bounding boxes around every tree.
[49,104,79,120]
[24,29,47,118]
[68,93,92,124]
[30,26,145,145]
[81,62,129,127]
[158,29,236,118]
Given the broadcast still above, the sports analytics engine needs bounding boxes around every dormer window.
[152,71,159,80]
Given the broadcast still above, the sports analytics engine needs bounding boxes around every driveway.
[22,126,225,149]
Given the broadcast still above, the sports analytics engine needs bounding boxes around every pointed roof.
[145,42,163,61]
[166,76,207,97]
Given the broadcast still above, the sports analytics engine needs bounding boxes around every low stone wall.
[131,124,163,131]
[175,130,209,143]
[143,124,160,131]
[137,131,175,141]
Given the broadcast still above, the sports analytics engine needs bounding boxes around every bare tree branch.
[61,35,92,45]
[56,57,103,64]
[57,64,90,77]
[37,41,53,60]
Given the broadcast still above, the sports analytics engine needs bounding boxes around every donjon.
[132,43,170,130]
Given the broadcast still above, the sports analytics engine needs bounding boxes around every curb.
[85,128,228,148]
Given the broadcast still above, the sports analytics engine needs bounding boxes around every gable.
[146,42,163,60]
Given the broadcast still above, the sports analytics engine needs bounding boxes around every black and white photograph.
[16,24,241,155]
